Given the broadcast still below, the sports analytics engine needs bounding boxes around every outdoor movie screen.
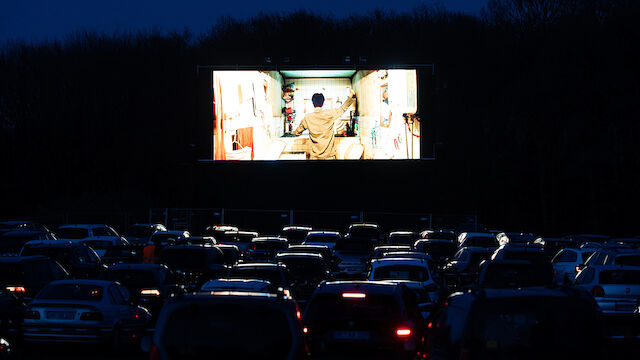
[212,69,419,160]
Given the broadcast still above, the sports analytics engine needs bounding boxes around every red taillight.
[575,266,581,273]
[149,344,160,360]
[140,288,161,296]
[396,328,412,337]
[296,309,301,319]
[592,285,605,297]
[427,322,433,329]
[303,327,308,334]
[283,289,291,298]
[342,292,366,299]
[24,310,40,320]
[79,311,103,321]
[6,286,26,293]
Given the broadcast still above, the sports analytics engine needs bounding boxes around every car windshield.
[0,263,22,282]
[161,250,209,269]
[56,228,89,239]
[227,268,284,286]
[599,270,640,285]
[37,284,104,301]
[372,265,429,282]
[278,258,326,278]
[306,293,400,322]
[102,270,158,289]
[163,302,292,360]
[470,298,599,355]
[614,255,640,266]
[465,237,496,247]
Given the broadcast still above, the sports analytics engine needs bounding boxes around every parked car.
[74,237,130,258]
[386,231,418,246]
[56,224,121,243]
[216,230,258,253]
[199,279,278,294]
[214,244,240,266]
[477,260,554,288]
[442,247,494,288]
[302,231,340,250]
[424,287,604,359]
[280,226,313,245]
[303,280,425,358]
[413,239,457,267]
[346,223,382,245]
[158,245,227,291]
[496,232,537,246]
[20,241,105,278]
[0,221,52,236]
[490,245,548,264]
[0,289,25,346]
[372,245,413,260]
[202,225,238,239]
[244,237,288,263]
[551,248,596,284]
[23,279,151,351]
[226,263,294,298]
[101,264,183,318]
[573,265,640,340]
[123,224,167,246]
[368,257,439,303]
[0,256,68,301]
[583,249,640,268]
[333,235,374,278]
[275,252,331,306]
[144,292,306,359]
[420,230,456,241]
[148,231,190,246]
[457,232,498,249]
[0,230,56,256]
[533,237,578,259]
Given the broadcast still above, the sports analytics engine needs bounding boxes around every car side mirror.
[140,335,153,353]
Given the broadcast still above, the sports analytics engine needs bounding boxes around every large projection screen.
[212,69,419,160]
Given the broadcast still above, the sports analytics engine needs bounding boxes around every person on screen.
[293,88,355,159]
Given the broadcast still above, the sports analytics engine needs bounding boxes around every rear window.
[103,270,158,289]
[552,250,577,263]
[252,241,287,250]
[465,236,497,248]
[37,283,104,301]
[334,240,373,252]
[163,302,293,359]
[388,234,416,245]
[277,258,326,278]
[56,228,89,239]
[599,270,640,285]
[227,268,284,287]
[0,263,23,282]
[470,298,599,354]
[306,293,400,322]
[614,255,640,266]
[305,234,339,243]
[372,265,429,282]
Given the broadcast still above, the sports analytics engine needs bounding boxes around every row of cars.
[2,220,640,359]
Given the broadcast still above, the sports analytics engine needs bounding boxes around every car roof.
[233,263,284,269]
[461,246,495,252]
[0,230,47,237]
[106,263,167,271]
[288,244,329,249]
[317,280,400,295]
[48,279,116,287]
[371,258,429,267]
[306,231,340,236]
[389,231,416,236]
[58,224,111,229]
[201,279,273,291]
[152,230,188,236]
[462,232,496,238]
[252,237,286,242]
[282,226,312,231]
[276,252,324,260]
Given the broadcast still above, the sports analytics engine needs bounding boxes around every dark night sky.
[1,0,487,45]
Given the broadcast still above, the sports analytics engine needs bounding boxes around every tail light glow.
[140,288,161,296]
[283,289,291,298]
[396,328,412,337]
[6,286,26,293]
[296,310,301,319]
[303,327,308,333]
[342,292,366,299]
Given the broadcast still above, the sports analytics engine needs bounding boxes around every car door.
[108,285,130,325]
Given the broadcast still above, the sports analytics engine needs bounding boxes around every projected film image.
[213,69,419,160]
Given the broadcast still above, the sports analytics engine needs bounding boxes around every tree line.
[1,0,639,235]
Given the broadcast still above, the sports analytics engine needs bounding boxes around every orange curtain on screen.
[213,76,226,160]
[236,127,254,160]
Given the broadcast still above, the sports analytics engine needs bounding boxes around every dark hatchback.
[159,245,227,291]
[0,256,69,301]
[244,237,288,263]
[275,252,331,305]
[19,241,105,278]
[303,281,425,359]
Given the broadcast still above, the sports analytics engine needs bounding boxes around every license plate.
[45,311,75,320]
[333,330,370,340]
